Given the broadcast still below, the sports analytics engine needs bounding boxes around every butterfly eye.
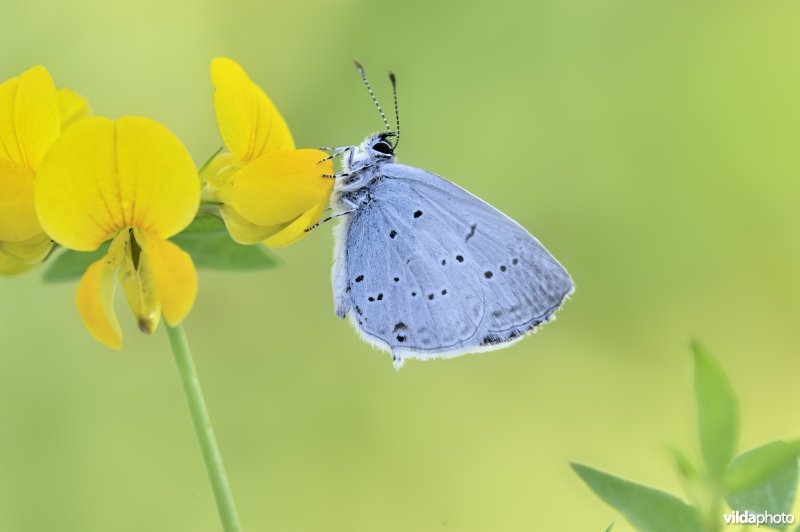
[372,141,393,155]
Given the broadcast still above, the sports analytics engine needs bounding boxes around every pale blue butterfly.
[317,63,573,369]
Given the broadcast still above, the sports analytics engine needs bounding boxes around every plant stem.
[165,323,242,532]
[198,146,224,175]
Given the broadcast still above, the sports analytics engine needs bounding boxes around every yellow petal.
[263,197,329,248]
[117,231,161,335]
[36,117,119,250]
[76,234,126,349]
[0,78,20,163]
[211,57,295,163]
[0,231,52,264]
[0,66,60,172]
[0,158,40,241]
[58,88,91,129]
[218,204,290,245]
[217,149,333,227]
[200,151,240,189]
[0,249,37,275]
[37,116,200,251]
[137,232,197,326]
[115,117,200,237]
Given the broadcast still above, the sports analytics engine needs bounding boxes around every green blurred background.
[2,0,800,530]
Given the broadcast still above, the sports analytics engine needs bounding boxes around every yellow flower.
[202,57,333,247]
[36,116,200,349]
[0,66,90,274]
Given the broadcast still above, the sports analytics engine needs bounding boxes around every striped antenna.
[354,60,392,132]
[388,71,400,150]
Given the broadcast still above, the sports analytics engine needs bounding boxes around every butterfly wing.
[332,163,573,367]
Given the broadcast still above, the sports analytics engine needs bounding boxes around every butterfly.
[319,63,573,369]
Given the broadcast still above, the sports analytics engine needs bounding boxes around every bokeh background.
[2,0,800,530]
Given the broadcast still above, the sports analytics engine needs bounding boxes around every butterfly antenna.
[354,60,392,132]
[388,70,400,150]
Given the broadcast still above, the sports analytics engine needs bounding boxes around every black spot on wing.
[465,223,477,242]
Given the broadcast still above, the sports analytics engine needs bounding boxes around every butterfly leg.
[322,172,351,179]
[304,209,356,233]
[317,146,353,163]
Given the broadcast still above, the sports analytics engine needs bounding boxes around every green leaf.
[572,463,704,532]
[692,340,739,480]
[605,522,615,532]
[725,441,800,526]
[176,214,228,235]
[42,243,110,283]
[667,446,699,482]
[170,216,280,272]
[726,440,800,493]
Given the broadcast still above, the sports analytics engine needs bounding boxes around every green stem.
[198,146,224,175]
[165,323,242,532]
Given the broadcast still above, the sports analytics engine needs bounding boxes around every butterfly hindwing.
[332,163,573,365]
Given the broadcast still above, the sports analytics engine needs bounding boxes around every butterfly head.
[366,131,396,157]
[345,62,400,172]
[339,132,395,176]
[334,63,400,182]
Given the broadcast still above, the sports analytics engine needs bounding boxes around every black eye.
[372,141,393,154]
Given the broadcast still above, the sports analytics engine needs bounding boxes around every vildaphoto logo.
[723,510,796,526]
